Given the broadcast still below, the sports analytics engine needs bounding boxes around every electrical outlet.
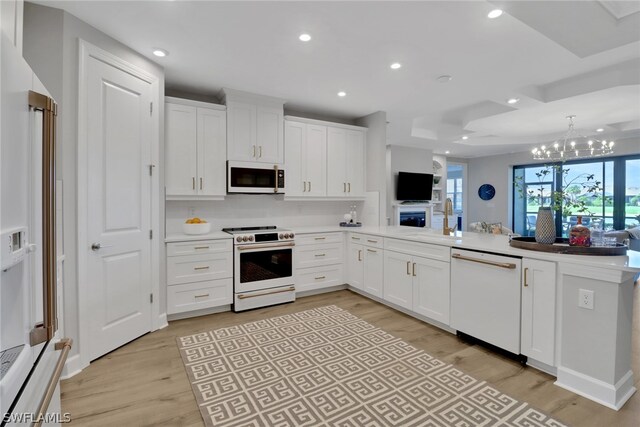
[578,289,594,310]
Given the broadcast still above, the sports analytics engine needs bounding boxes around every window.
[512,155,640,237]
[446,178,463,211]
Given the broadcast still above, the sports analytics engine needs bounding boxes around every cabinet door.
[363,247,383,297]
[256,105,283,164]
[165,103,197,196]
[346,129,365,197]
[347,243,364,290]
[226,101,256,161]
[197,108,226,196]
[326,127,347,196]
[412,256,450,325]
[521,259,556,366]
[284,120,305,196]
[383,251,413,310]
[305,124,327,196]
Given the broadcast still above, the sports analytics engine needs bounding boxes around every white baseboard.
[526,358,557,376]
[555,367,636,410]
[61,354,86,380]
[157,312,168,330]
[167,304,231,321]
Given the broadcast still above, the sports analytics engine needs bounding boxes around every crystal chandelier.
[531,115,614,160]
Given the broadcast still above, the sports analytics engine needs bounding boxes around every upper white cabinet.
[327,127,365,197]
[284,120,327,197]
[165,98,226,199]
[222,89,284,164]
[521,258,556,366]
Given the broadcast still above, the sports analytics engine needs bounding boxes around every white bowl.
[182,222,211,235]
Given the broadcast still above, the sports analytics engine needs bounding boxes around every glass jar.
[569,216,591,247]
[590,218,603,247]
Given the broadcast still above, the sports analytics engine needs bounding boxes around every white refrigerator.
[1,26,70,426]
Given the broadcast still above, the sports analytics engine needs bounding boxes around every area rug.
[177,305,567,427]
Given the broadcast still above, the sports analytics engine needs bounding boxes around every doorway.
[447,163,467,231]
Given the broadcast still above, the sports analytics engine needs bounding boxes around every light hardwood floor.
[62,285,640,426]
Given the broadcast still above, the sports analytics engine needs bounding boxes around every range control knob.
[242,236,249,242]
[236,236,242,243]
[282,233,288,239]
[289,233,295,239]
[279,233,284,239]
[248,236,254,242]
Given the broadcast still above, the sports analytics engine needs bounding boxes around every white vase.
[535,207,556,244]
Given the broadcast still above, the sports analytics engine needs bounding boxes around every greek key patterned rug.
[177,305,567,427]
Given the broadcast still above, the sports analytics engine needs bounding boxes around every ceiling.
[33,0,640,158]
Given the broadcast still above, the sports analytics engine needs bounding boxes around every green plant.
[514,164,606,217]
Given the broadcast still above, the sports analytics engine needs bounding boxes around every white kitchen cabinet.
[284,120,327,197]
[521,258,556,366]
[223,89,284,164]
[347,233,384,296]
[412,255,450,324]
[295,232,344,293]
[363,246,384,297]
[383,251,413,309]
[165,98,226,199]
[327,126,366,198]
[347,242,364,290]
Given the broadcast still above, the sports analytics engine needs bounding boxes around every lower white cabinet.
[166,239,233,315]
[382,251,413,309]
[295,232,344,293]
[412,256,450,325]
[347,233,384,297]
[521,258,556,366]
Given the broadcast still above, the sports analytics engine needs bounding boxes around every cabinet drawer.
[167,278,232,314]
[384,238,450,262]
[296,264,344,293]
[296,243,343,268]
[167,239,232,257]
[349,233,383,249]
[296,232,344,246]
[167,252,232,285]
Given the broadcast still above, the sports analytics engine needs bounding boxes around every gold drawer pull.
[315,276,326,280]
[194,246,210,250]
[314,237,326,240]
[367,249,377,253]
[315,253,326,257]
[351,236,361,240]
[367,239,377,243]
[194,266,210,271]
[194,293,210,298]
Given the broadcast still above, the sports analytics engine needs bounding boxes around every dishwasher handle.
[452,253,517,269]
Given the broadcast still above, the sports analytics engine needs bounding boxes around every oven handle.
[237,286,296,299]
[237,242,296,251]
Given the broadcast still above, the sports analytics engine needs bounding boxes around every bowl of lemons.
[182,217,211,235]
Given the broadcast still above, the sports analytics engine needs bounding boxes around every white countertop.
[294,225,640,272]
[165,231,233,243]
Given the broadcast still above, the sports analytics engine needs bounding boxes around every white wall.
[386,145,434,221]
[23,3,165,367]
[357,111,387,226]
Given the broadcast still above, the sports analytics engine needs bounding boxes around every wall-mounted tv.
[396,171,433,201]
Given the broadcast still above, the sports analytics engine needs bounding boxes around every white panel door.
[165,103,197,196]
[284,120,305,196]
[326,126,347,197]
[521,258,556,365]
[197,108,226,196]
[346,129,365,197]
[412,256,450,325]
[383,251,413,310]
[86,56,152,361]
[256,105,283,164]
[305,124,327,197]
[347,243,364,290]
[226,101,256,161]
[363,247,383,297]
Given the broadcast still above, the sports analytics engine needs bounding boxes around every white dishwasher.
[450,248,522,354]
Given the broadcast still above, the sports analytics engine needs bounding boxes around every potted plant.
[515,165,605,244]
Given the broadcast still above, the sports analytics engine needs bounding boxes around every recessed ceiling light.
[390,62,402,70]
[299,33,311,42]
[337,91,346,97]
[488,9,503,19]
[507,97,520,104]
[445,151,450,154]
[437,75,453,83]
[152,48,168,57]
[462,136,469,140]
[596,128,604,132]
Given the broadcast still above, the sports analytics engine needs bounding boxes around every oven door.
[227,161,285,194]
[234,242,295,293]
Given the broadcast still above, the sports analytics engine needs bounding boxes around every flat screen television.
[396,171,433,201]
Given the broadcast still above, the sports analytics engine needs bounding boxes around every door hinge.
[149,230,153,239]
[150,293,153,303]
[149,164,155,176]
[150,102,153,115]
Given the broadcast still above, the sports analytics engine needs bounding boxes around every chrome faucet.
[443,198,456,235]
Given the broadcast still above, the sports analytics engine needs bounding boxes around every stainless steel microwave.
[227,161,285,194]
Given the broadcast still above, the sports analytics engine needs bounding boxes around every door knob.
[91,243,113,251]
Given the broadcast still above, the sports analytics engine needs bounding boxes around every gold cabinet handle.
[200,177,203,190]
[314,237,326,240]
[194,266,210,271]
[194,293,210,298]
[348,182,351,193]
[303,181,307,192]
[358,249,362,262]
[412,262,417,277]
[351,236,360,240]
[259,146,262,158]
[315,253,326,257]
[308,181,311,192]
[315,276,326,280]
[367,249,377,253]
[192,177,195,190]
[406,261,411,275]
[343,182,346,193]
[193,246,210,250]
[253,145,256,157]
[367,239,377,243]
[524,267,529,287]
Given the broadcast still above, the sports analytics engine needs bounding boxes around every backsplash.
[165,195,364,234]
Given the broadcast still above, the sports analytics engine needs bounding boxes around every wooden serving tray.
[509,237,627,256]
